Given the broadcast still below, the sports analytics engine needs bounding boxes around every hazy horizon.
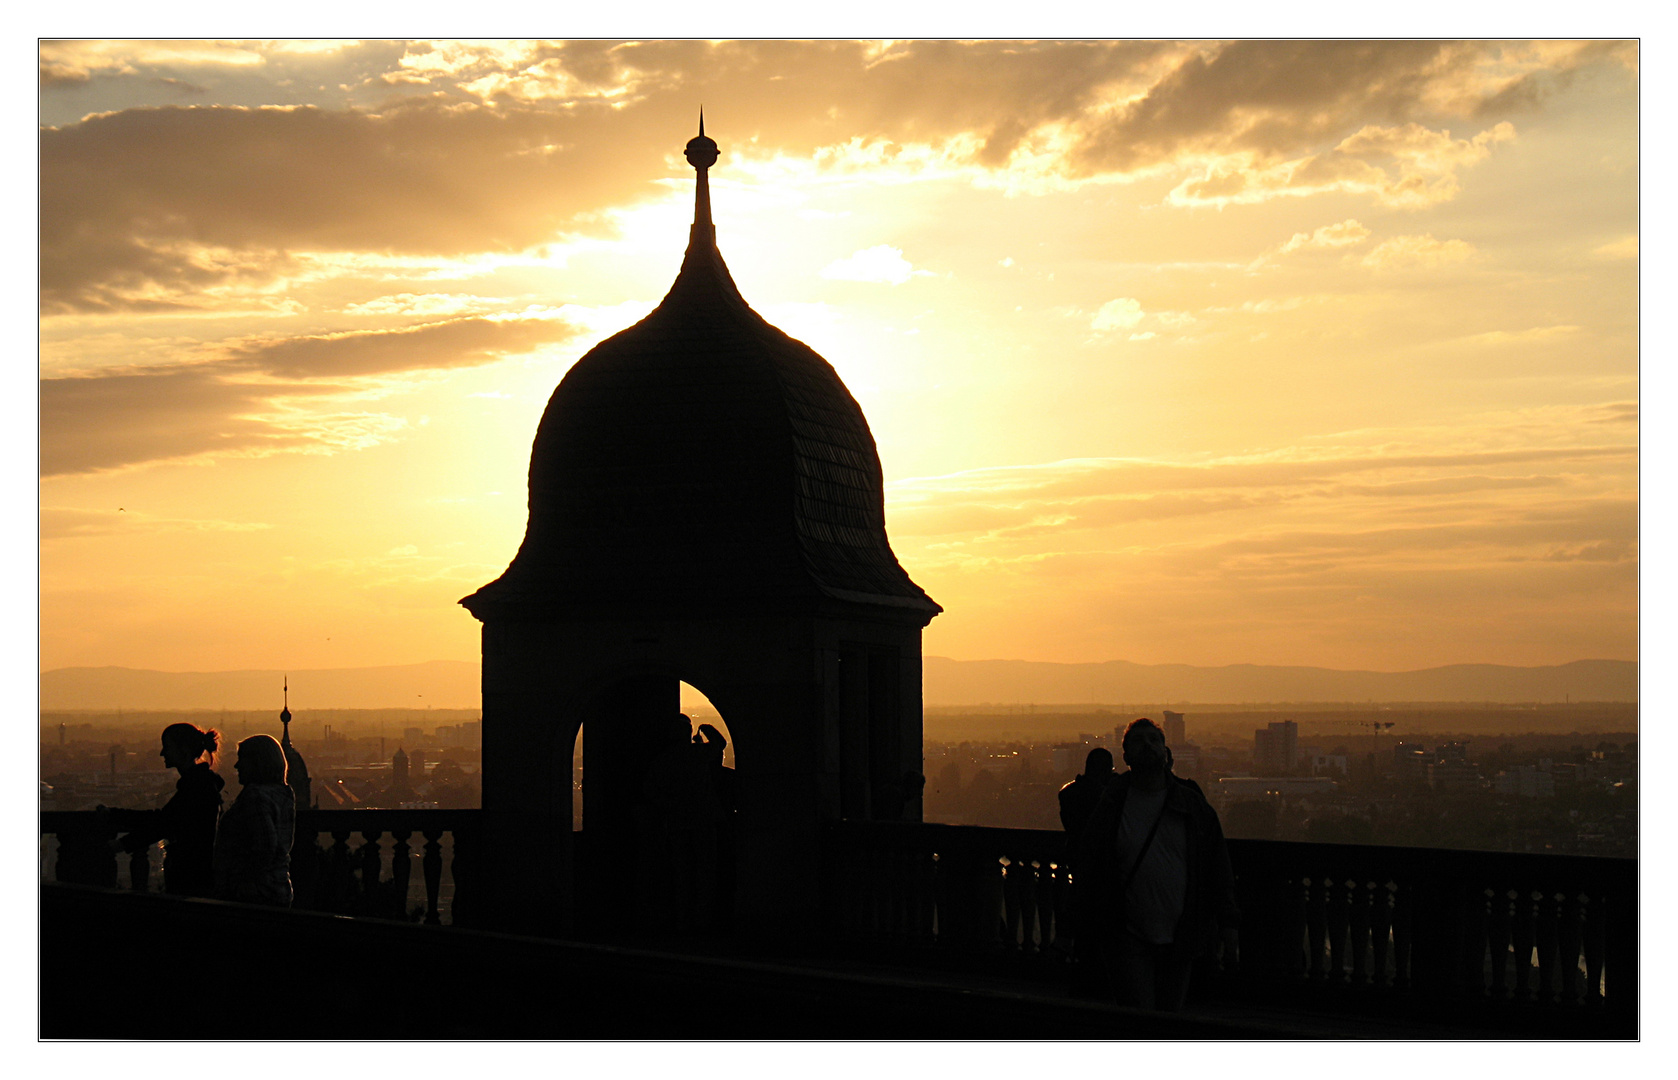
[40,40,1637,676]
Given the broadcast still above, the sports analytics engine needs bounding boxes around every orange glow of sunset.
[39,40,1638,675]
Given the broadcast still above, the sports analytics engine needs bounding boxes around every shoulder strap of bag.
[1118,790,1168,894]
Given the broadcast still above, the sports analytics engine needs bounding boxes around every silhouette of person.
[103,723,225,897]
[640,714,724,934]
[1058,747,1115,838]
[1057,747,1115,993]
[1074,718,1240,1011]
[876,771,925,821]
[694,722,736,930]
[214,734,296,906]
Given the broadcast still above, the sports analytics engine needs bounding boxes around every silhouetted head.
[160,723,220,772]
[670,713,695,747]
[1084,747,1114,775]
[235,734,288,787]
[1121,718,1168,776]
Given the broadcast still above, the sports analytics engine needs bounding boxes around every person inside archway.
[639,714,725,934]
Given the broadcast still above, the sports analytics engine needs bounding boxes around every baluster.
[1510,887,1537,1002]
[1018,859,1041,954]
[1371,879,1395,990]
[1487,887,1514,999]
[1534,890,1561,1005]
[892,847,916,940]
[1001,856,1026,951]
[447,826,465,927]
[358,829,384,912]
[422,828,444,925]
[1390,879,1415,991]
[391,830,413,921]
[327,828,353,912]
[128,844,151,893]
[1349,878,1372,987]
[1039,860,1062,956]
[55,821,119,889]
[1306,875,1329,981]
[1326,876,1352,982]
[928,851,943,945]
[1457,883,1490,1000]
[1559,891,1584,1005]
[1283,872,1310,979]
[1581,893,1605,1006]
[913,848,937,944]
[290,821,320,910]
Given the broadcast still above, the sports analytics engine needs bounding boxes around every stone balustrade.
[40,809,1635,1033]
[822,821,1636,1033]
[40,808,479,927]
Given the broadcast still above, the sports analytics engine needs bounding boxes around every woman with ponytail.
[107,723,226,896]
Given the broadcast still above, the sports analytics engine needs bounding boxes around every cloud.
[40,314,582,475]
[1361,234,1476,269]
[42,41,1629,313]
[229,315,576,378]
[1279,219,1371,254]
[820,244,927,285]
[40,101,678,312]
[1592,235,1638,260]
[41,506,274,541]
[342,293,510,317]
[1091,298,1144,331]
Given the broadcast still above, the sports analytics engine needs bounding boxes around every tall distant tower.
[1162,710,1186,748]
[278,677,311,808]
[462,116,939,936]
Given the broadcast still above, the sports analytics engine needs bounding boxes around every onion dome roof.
[461,119,938,623]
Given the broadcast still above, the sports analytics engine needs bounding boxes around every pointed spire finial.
[684,111,720,237]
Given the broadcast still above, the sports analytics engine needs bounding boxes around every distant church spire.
[685,108,720,244]
[278,675,311,809]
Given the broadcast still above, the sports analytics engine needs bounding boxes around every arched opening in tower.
[569,675,738,936]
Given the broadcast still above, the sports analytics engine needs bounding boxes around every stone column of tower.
[461,116,940,939]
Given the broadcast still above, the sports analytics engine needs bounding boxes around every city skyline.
[39,40,1638,675]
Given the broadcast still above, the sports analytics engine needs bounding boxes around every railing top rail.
[42,807,483,832]
[822,820,1635,887]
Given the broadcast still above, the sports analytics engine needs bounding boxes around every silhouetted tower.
[278,676,311,809]
[462,116,940,935]
[391,746,410,791]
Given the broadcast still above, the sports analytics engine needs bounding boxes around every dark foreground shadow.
[42,883,1284,1039]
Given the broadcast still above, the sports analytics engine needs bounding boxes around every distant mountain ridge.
[39,656,1636,711]
[921,657,1636,705]
[40,661,484,712]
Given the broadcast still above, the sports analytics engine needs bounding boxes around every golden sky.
[38,39,1639,674]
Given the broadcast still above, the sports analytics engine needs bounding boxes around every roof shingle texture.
[461,228,939,622]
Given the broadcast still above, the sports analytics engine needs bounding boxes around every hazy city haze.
[39,40,1637,676]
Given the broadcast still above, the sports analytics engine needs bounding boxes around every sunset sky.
[37,39,1640,675]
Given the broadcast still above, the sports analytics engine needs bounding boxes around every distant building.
[1172,743,1202,777]
[1309,753,1349,777]
[1162,711,1186,748]
[1215,775,1337,807]
[1392,742,1429,780]
[1253,721,1298,773]
[1495,764,1555,799]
